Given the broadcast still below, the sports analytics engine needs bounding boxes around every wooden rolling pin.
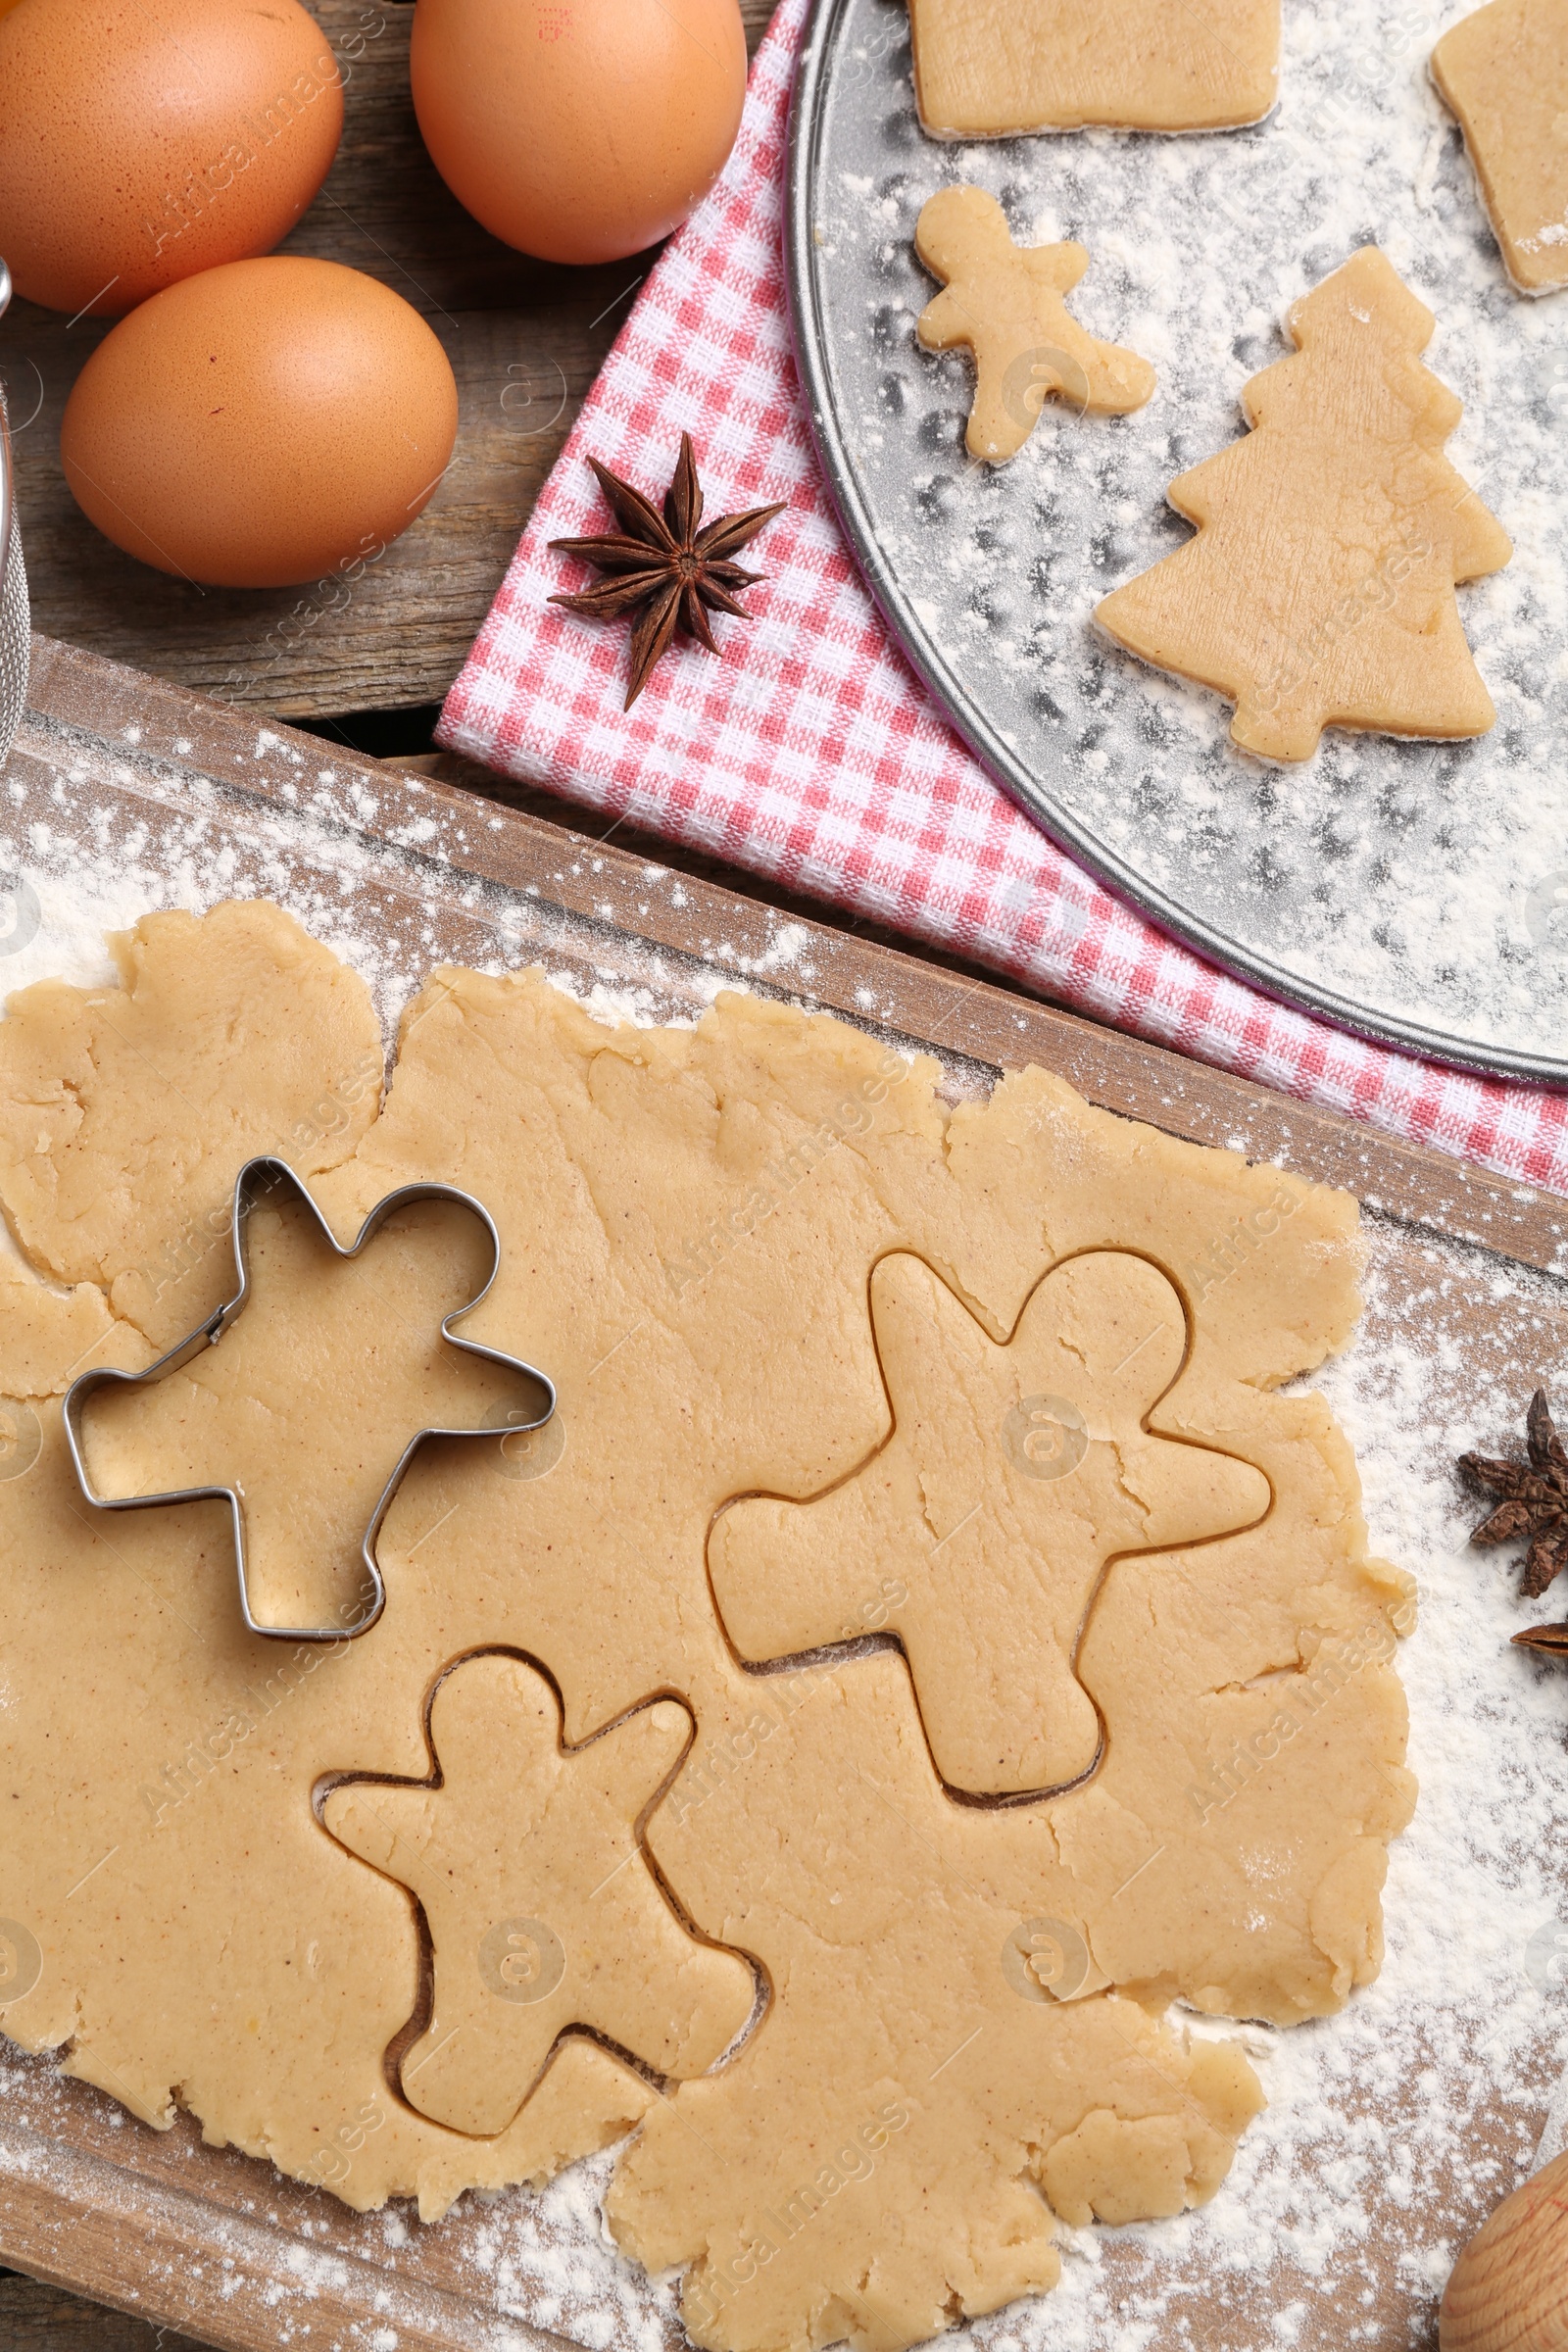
[1442,2152,1568,2350]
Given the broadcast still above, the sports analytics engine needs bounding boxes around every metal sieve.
[0,259,30,776]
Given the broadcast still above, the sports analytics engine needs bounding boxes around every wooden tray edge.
[24,631,1568,1278]
[0,2111,571,2352]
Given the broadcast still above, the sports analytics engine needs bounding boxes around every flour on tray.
[810,0,1568,1066]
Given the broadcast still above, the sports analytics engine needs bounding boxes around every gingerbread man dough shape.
[1096,245,1512,762]
[1431,0,1568,295]
[916,186,1156,461]
[906,0,1280,136]
[323,1656,755,2136]
[709,1250,1270,1796]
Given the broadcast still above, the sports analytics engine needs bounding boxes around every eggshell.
[60,257,459,590]
[410,0,746,266]
[0,0,343,317]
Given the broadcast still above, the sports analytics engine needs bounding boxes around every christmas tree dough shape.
[1431,0,1568,295]
[710,1250,1269,1794]
[915,187,1156,462]
[1095,245,1512,763]
[323,1658,754,2135]
[906,0,1280,135]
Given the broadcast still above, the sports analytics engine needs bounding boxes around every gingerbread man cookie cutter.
[62,1156,556,1645]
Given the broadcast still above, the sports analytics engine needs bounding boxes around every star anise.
[1459,1388,1568,1598]
[1513,1620,1568,1657]
[548,436,785,710]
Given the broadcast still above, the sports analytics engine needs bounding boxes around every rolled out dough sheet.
[0,900,1413,2351]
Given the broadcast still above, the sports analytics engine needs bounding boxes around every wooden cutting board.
[0,631,1563,2352]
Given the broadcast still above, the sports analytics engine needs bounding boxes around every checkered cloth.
[439,0,1568,1199]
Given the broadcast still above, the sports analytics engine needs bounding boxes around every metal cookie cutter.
[62,1157,556,1644]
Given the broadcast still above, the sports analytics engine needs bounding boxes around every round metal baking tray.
[784,0,1568,1086]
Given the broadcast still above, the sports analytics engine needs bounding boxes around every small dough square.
[1431,0,1568,294]
[906,0,1281,136]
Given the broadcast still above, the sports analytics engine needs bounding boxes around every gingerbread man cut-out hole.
[69,1162,553,1639]
[915,186,1156,464]
[709,1250,1270,1796]
[322,1655,756,2136]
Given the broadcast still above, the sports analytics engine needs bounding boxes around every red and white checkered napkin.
[439,0,1568,1197]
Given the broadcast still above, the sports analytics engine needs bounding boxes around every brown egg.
[410,0,746,266]
[61,258,459,590]
[0,0,343,318]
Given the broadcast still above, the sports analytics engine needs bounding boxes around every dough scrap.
[710,1250,1269,1793]
[77,1185,547,1632]
[1431,0,1568,295]
[915,186,1155,462]
[0,903,1415,2345]
[906,0,1280,135]
[614,1654,1267,2352]
[1095,244,1513,762]
[0,1250,126,1401]
[323,1657,754,2135]
[0,902,384,1350]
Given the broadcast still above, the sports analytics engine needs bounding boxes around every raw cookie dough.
[614,1654,1266,2352]
[1431,0,1568,295]
[710,1250,1269,1793]
[0,901,384,1350]
[324,1658,753,2133]
[1095,244,1513,762]
[78,1181,547,1632]
[0,902,1415,2349]
[915,186,1155,462]
[906,0,1280,135]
